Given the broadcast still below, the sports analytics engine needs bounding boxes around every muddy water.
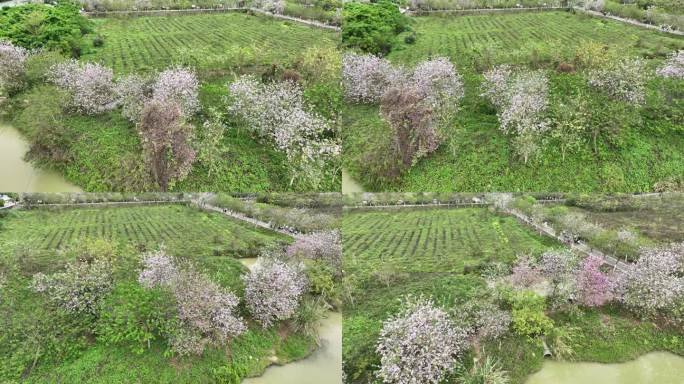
[238,258,342,384]
[0,125,81,192]
[242,312,342,384]
[342,168,364,194]
[525,352,684,384]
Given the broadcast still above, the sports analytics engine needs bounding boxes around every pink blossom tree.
[286,230,342,275]
[0,41,29,94]
[341,53,406,103]
[576,255,615,307]
[376,297,469,384]
[138,250,246,356]
[49,60,117,115]
[152,67,200,117]
[243,258,308,328]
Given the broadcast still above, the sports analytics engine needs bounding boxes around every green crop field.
[343,11,684,193]
[389,11,683,67]
[84,12,339,74]
[0,204,288,262]
[343,207,557,275]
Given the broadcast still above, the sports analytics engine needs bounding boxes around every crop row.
[343,208,555,274]
[0,205,284,255]
[389,11,684,66]
[86,12,338,73]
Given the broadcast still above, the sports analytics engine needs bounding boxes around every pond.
[342,168,364,194]
[0,124,81,192]
[525,352,684,384]
[239,257,342,384]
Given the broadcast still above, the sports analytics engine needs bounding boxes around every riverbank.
[0,124,82,192]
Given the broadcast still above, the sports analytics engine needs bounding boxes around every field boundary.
[574,7,684,36]
[344,198,565,210]
[82,7,341,31]
[193,200,300,238]
[407,6,569,16]
[502,208,630,274]
[21,200,190,209]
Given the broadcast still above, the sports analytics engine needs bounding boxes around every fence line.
[82,7,340,31]
[192,200,300,238]
[574,8,683,36]
[407,6,569,16]
[21,200,190,208]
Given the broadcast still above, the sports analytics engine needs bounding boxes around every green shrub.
[14,85,74,165]
[510,291,554,338]
[342,0,408,55]
[0,1,93,57]
[97,282,178,355]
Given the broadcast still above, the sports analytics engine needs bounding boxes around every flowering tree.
[456,301,511,341]
[576,255,615,307]
[138,250,246,355]
[286,230,342,274]
[137,99,196,191]
[243,258,308,328]
[376,297,469,384]
[481,65,550,163]
[410,57,464,121]
[31,256,113,315]
[152,67,200,117]
[537,249,578,299]
[0,41,29,94]
[114,73,154,122]
[173,267,246,352]
[138,248,179,288]
[588,58,647,105]
[617,242,684,316]
[508,255,542,288]
[381,84,442,167]
[50,60,117,115]
[657,50,684,79]
[227,75,340,188]
[341,53,406,103]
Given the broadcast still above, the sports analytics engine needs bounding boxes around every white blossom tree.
[0,41,29,94]
[481,65,550,163]
[657,50,684,79]
[243,258,308,328]
[617,242,684,316]
[50,60,117,115]
[376,297,469,384]
[588,58,647,105]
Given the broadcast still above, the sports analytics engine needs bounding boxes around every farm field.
[343,207,556,275]
[341,202,684,384]
[0,204,288,264]
[0,196,342,383]
[82,12,338,74]
[343,10,684,192]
